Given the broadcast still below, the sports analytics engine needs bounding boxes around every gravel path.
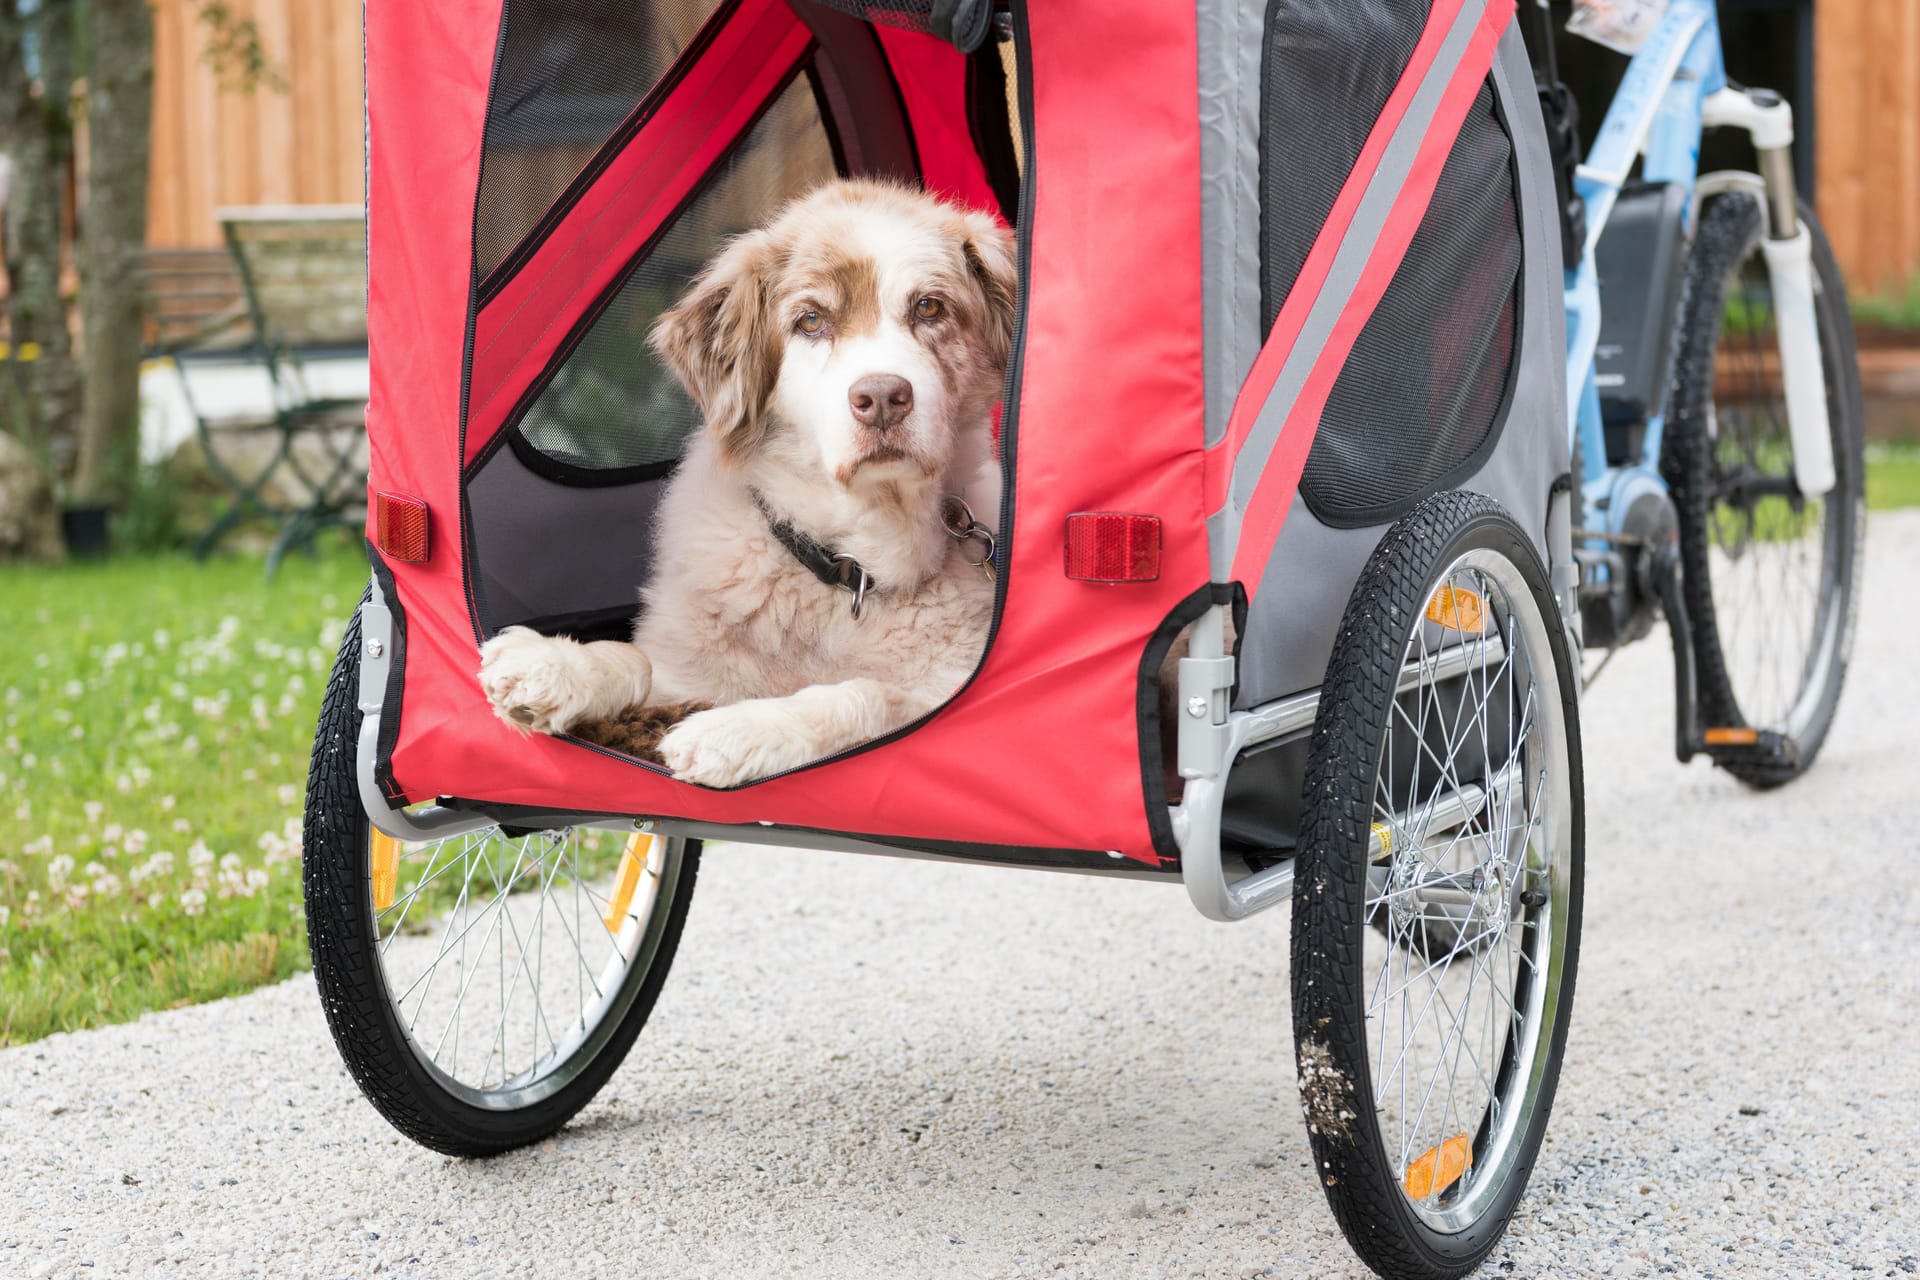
[5,512,1918,1280]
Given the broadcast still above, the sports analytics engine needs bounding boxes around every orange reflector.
[603,833,652,932]
[1404,1134,1473,1199]
[1064,512,1161,583]
[1704,726,1759,746]
[1425,585,1485,634]
[373,491,430,563]
[369,830,402,912]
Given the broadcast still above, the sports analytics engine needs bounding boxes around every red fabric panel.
[379,2,1205,864]
[1209,0,1516,594]
[464,0,811,466]
[873,27,1000,216]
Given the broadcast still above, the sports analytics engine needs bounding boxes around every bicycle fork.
[1701,86,1836,499]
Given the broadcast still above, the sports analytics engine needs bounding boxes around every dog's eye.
[796,310,825,336]
[914,297,945,321]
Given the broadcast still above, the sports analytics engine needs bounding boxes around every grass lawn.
[1867,442,1920,511]
[0,536,367,1046]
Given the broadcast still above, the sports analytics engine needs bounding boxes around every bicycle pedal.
[1699,726,1800,770]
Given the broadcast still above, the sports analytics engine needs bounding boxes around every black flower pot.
[61,504,110,559]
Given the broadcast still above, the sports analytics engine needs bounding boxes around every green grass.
[0,537,367,1045]
[1854,273,1920,334]
[1868,442,1920,511]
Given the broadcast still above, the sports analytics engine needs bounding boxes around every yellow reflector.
[1704,726,1759,746]
[1425,585,1485,634]
[604,833,652,932]
[1404,1134,1473,1199]
[369,830,402,912]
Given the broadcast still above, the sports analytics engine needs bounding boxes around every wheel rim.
[1362,549,1573,1234]
[1703,241,1848,738]
[365,824,685,1110]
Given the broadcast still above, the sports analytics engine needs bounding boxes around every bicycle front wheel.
[1665,193,1865,786]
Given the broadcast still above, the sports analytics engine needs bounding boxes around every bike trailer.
[316,2,1590,1274]
[356,0,1566,863]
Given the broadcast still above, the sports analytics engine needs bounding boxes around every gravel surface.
[4,512,1918,1280]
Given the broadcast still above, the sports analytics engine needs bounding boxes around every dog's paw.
[478,627,643,737]
[657,702,813,787]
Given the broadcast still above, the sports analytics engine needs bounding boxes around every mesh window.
[511,76,837,474]
[1298,81,1523,525]
[1259,0,1431,329]
[474,0,725,284]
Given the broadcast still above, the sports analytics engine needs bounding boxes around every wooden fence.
[146,0,363,248]
[142,0,1920,295]
[1815,0,1920,298]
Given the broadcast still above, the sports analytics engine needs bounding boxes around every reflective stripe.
[1206,0,1516,589]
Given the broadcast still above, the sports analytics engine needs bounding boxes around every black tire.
[1665,194,1865,786]
[303,599,701,1156]
[1292,493,1584,1280]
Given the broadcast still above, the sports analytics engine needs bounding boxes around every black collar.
[749,489,877,618]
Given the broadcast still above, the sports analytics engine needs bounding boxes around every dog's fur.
[479,180,1014,786]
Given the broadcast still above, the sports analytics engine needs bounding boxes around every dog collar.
[750,490,878,619]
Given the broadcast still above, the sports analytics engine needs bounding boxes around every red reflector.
[374,492,430,563]
[1064,512,1161,583]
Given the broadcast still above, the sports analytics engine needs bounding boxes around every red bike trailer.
[310,4,1585,1275]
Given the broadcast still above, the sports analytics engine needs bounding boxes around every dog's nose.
[849,374,914,431]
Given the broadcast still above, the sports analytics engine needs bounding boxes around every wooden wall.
[1814,0,1920,297]
[146,0,363,248]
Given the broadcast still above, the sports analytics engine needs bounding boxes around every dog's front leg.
[478,626,654,736]
[657,678,935,787]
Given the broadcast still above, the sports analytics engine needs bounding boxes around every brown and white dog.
[477,180,1015,787]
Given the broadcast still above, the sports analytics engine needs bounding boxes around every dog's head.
[651,180,1016,489]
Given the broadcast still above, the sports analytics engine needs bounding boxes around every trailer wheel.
[1291,492,1583,1280]
[303,600,701,1156]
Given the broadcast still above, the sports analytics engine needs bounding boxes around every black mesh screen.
[1259,0,1431,329]
[1298,81,1523,524]
[511,76,837,474]
[474,0,725,283]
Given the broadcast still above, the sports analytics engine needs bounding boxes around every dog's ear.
[650,229,780,464]
[958,210,1018,370]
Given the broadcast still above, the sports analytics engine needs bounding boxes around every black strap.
[750,489,876,615]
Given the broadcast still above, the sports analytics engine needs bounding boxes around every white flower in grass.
[153,629,170,649]
[90,872,122,899]
[20,755,35,771]
[84,801,104,825]
[161,796,177,812]
[64,885,88,911]
[83,861,105,880]
[116,775,133,793]
[245,869,269,893]
[131,765,152,789]
[125,829,149,856]
[169,682,188,700]
[68,724,84,741]
[276,784,298,807]
[46,854,74,891]
[171,818,189,833]
[147,892,162,909]
[0,904,9,928]
[61,679,84,698]
[178,888,206,917]
[219,852,242,872]
[24,835,52,858]
[104,823,123,845]
[187,840,214,874]
[12,802,29,822]
[241,768,258,783]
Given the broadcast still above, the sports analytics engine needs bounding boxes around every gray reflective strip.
[1197,0,1265,450]
[1212,0,1497,581]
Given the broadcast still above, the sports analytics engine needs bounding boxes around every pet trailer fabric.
[361,0,1564,866]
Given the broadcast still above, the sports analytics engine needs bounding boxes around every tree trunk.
[0,0,80,466]
[72,0,153,506]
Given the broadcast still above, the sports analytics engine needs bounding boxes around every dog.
[477,180,1016,787]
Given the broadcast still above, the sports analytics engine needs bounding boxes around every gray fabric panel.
[1235,22,1569,708]
[1197,0,1265,451]
[466,445,665,631]
[1217,0,1495,585]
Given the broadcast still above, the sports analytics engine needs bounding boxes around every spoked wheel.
[304,602,701,1156]
[1292,493,1583,1280]
[1666,193,1865,786]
